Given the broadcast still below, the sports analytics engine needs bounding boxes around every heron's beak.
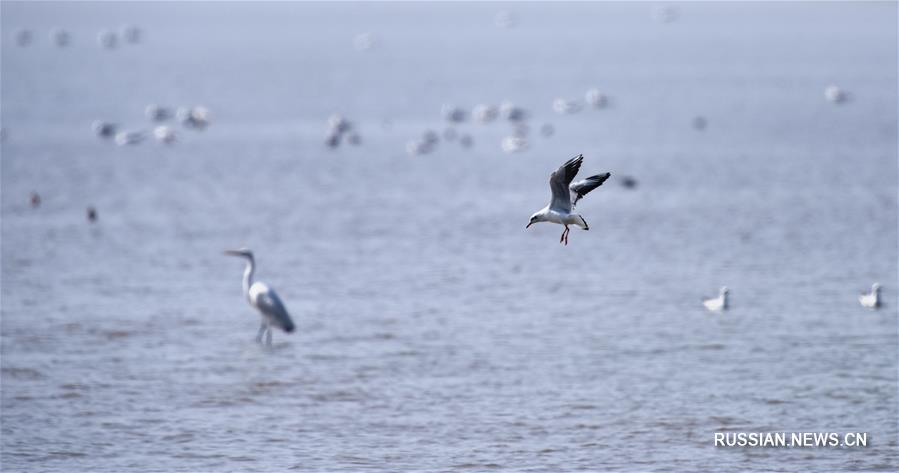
[223,250,241,256]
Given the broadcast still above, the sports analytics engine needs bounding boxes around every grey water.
[1,2,897,471]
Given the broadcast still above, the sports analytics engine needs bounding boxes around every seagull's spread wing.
[548,154,583,212]
[570,172,611,207]
[250,282,295,332]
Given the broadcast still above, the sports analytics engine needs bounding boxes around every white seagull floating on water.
[526,154,611,245]
[703,286,729,312]
[472,104,498,123]
[585,88,608,109]
[153,125,176,144]
[224,248,296,345]
[114,130,144,146]
[824,85,847,104]
[859,283,881,309]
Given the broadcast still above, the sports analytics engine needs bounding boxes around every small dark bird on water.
[29,192,41,208]
[92,120,117,139]
[620,175,638,189]
[325,132,340,148]
[692,115,707,131]
[87,206,98,223]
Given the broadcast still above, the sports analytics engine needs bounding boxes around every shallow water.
[2,2,897,471]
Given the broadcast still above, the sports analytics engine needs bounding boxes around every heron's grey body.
[225,248,295,345]
[526,154,611,245]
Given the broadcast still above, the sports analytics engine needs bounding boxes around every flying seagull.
[703,286,729,312]
[224,248,295,345]
[526,154,611,245]
[859,283,881,309]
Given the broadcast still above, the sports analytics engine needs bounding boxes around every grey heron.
[224,248,295,345]
[526,154,611,245]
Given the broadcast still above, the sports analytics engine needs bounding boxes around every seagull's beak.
[526,221,533,229]
[223,249,241,257]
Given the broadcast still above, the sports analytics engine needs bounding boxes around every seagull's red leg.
[560,227,566,244]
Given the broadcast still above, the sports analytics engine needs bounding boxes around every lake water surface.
[2,2,897,471]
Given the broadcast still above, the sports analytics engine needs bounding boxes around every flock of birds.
[699,66,868,318]
[92,104,211,147]
[223,152,883,346]
[13,24,142,49]
[11,25,214,221]
[396,79,847,159]
[701,283,882,313]
[400,92,613,158]
[6,14,879,348]
[8,25,212,147]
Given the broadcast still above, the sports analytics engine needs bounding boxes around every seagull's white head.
[526,210,547,229]
[224,248,254,260]
[720,286,729,296]
[872,283,881,292]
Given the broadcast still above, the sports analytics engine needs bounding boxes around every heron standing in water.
[224,248,295,345]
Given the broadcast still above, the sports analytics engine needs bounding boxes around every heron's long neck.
[242,258,256,295]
